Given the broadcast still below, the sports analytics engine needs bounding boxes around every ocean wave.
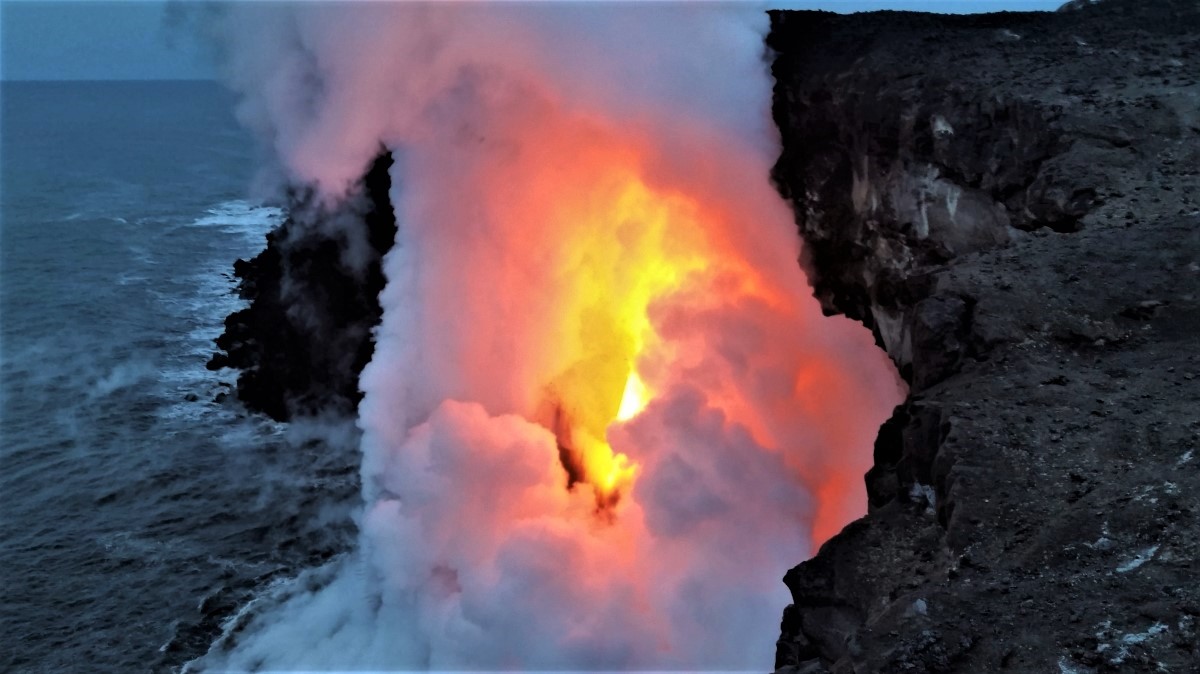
[137,200,283,422]
[115,272,149,286]
[181,556,348,674]
[187,200,284,238]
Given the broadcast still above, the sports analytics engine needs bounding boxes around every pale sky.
[0,0,1066,81]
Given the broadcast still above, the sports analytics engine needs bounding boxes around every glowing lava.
[203,4,908,669]
[617,372,648,422]
[531,172,719,505]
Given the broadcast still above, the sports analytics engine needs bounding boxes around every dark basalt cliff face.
[208,153,396,421]
[769,1,1199,671]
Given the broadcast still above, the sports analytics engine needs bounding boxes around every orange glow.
[535,174,711,504]
[428,90,901,549]
[214,4,910,666]
[526,147,816,511]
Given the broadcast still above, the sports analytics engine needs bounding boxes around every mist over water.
[195,3,905,671]
[0,82,360,671]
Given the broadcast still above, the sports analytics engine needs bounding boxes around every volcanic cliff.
[207,153,396,421]
[768,1,1199,671]
[207,0,1200,670]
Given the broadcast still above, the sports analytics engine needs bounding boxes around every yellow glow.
[598,450,635,495]
[538,174,711,506]
[616,371,649,422]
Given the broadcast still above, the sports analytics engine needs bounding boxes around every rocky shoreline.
[768,1,1199,671]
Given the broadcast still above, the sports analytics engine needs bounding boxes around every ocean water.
[1,81,358,671]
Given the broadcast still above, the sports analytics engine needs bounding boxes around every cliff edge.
[207,154,396,421]
[768,1,1200,671]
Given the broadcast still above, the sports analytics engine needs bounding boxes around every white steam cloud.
[195,3,904,671]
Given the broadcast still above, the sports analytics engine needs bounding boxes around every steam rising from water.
[199,3,903,670]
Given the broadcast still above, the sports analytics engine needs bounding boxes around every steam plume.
[199,3,904,670]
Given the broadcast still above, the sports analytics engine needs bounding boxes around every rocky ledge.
[207,153,396,421]
[768,1,1199,671]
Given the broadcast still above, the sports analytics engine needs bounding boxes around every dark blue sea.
[1,81,358,672]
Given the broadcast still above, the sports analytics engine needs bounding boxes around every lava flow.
[531,158,828,518]
[533,170,721,509]
[355,91,905,665]
[203,3,907,671]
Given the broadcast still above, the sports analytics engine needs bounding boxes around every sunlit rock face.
[769,1,1200,672]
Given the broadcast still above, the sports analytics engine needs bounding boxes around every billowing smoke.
[197,3,904,670]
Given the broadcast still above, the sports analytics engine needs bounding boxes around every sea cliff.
[769,1,1199,670]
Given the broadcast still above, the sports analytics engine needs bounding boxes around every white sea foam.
[115,270,151,286]
[89,360,158,398]
[150,199,280,419]
[188,199,283,238]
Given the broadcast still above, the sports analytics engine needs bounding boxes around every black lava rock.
[207,151,397,421]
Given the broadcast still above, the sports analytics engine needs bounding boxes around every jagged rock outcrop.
[769,1,1199,671]
[207,152,397,421]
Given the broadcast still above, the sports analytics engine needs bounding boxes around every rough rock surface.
[769,1,1200,672]
[207,153,396,421]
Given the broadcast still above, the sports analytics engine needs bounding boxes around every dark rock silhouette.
[769,1,1199,671]
[207,152,396,421]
